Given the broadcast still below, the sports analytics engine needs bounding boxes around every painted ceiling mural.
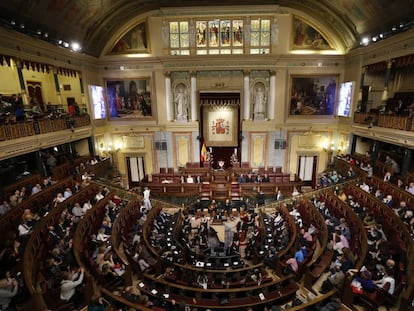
[0,0,412,56]
[111,22,148,54]
[292,17,333,50]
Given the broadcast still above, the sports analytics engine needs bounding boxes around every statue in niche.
[253,82,266,120]
[174,83,188,121]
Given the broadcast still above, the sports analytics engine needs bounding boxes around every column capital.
[243,70,251,76]
[164,71,171,77]
[190,70,197,77]
[270,70,277,76]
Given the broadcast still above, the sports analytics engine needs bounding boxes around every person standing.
[0,278,19,310]
[143,187,152,211]
[60,267,85,309]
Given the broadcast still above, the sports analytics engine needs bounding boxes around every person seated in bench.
[82,171,92,181]
[246,174,254,183]
[186,175,194,183]
[100,263,118,283]
[255,174,263,183]
[244,268,262,285]
[138,255,154,274]
[263,248,279,269]
[406,182,414,195]
[238,174,246,183]
[374,267,395,295]
[348,268,376,299]
[197,272,208,289]
[319,262,345,294]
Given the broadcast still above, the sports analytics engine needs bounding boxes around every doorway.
[126,156,145,188]
[27,81,45,111]
[298,155,318,188]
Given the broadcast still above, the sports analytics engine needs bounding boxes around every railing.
[0,114,91,141]
[354,112,414,131]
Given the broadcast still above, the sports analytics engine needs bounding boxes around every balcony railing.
[0,114,91,141]
[354,112,414,132]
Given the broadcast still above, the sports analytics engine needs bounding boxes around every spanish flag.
[200,140,207,162]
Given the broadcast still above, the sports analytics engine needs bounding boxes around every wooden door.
[298,155,318,188]
[126,156,145,188]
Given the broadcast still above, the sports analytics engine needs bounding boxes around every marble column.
[16,61,26,91]
[165,72,173,121]
[15,60,28,106]
[268,71,276,119]
[243,71,250,120]
[381,60,393,104]
[53,67,63,106]
[191,71,197,121]
[358,66,367,112]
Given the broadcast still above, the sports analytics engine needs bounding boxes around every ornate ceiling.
[0,0,413,57]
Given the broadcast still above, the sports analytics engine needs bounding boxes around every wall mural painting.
[105,78,153,120]
[111,22,148,54]
[292,17,333,50]
[290,75,338,116]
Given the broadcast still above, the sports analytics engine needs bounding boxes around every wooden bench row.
[368,175,414,207]
[22,183,102,310]
[143,181,303,200]
[297,197,331,292]
[0,176,75,249]
[321,188,368,270]
[342,184,412,310]
[140,273,298,309]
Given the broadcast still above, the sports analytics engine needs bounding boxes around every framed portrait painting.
[289,75,338,116]
[105,78,154,119]
[203,105,238,147]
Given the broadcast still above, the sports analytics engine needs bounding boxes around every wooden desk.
[211,170,230,182]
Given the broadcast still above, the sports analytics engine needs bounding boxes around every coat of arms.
[211,118,229,135]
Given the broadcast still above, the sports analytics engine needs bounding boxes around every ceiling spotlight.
[372,36,378,42]
[10,20,15,26]
[379,33,384,38]
[44,32,49,38]
[19,23,25,29]
[36,29,42,35]
[70,41,81,51]
[399,23,404,28]
[63,42,69,48]
[392,26,397,31]
[58,40,63,45]
[361,37,370,45]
